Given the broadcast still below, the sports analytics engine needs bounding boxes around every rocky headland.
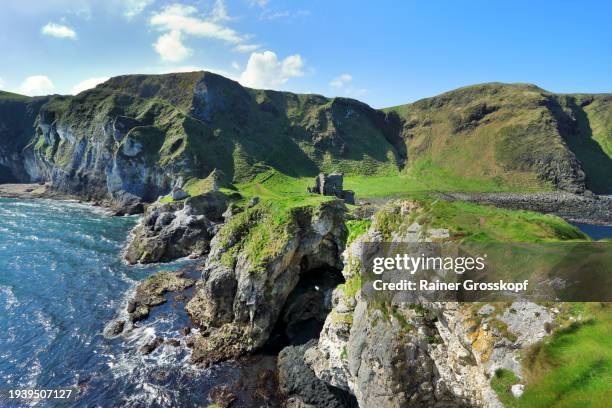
[2,73,611,407]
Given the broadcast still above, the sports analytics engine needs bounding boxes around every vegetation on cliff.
[386,83,612,194]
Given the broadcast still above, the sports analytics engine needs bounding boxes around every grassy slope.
[9,77,612,196]
[518,303,612,408]
[386,83,612,193]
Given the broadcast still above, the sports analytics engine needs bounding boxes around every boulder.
[104,319,125,337]
[141,337,164,355]
[127,271,195,322]
[511,384,524,398]
[278,340,357,408]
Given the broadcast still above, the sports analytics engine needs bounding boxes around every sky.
[1,0,611,108]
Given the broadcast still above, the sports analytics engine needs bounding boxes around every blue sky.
[1,0,611,108]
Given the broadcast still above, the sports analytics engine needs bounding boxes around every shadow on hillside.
[553,97,612,193]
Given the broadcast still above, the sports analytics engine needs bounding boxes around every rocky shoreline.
[0,182,144,215]
[438,191,612,225]
[4,184,608,407]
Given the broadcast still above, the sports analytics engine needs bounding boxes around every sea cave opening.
[264,257,345,354]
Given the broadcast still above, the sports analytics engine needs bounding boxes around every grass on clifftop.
[516,303,612,408]
[372,197,587,243]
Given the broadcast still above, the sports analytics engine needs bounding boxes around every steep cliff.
[4,72,401,211]
[185,198,348,365]
[0,92,49,182]
[304,200,597,407]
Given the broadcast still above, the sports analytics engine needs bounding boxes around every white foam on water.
[0,285,19,310]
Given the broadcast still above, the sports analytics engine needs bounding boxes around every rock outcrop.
[185,199,348,365]
[124,191,228,264]
[127,271,195,322]
[278,339,357,408]
[304,200,564,407]
[0,93,49,183]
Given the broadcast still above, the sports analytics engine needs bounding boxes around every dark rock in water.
[141,337,164,355]
[127,271,195,322]
[104,319,125,337]
[307,173,355,204]
[130,305,150,322]
[165,339,180,347]
[152,370,169,382]
[112,191,144,215]
[124,191,228,264]
[278,340,357,408]
[209,385,238,408]
[181,326,192,336]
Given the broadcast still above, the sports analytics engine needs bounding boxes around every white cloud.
[41,22,77,39]
[239,50,304,89]
[17,75,55,96]
[259,9,310,21]
[150,4,244,44]
[231,61,241,71]
[123,0,155,19]
[154,30,192,62]
[211,0,230,22]
[330,73,352,88]
[0,77,5,89]
[233,43,260,53]
[70,77,110,94]
[149,2,265,62]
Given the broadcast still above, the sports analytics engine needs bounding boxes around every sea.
[0,198,276,408]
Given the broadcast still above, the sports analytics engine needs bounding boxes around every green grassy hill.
[31,71,401,186]
[386,83,612,194]
[2,75,611,200]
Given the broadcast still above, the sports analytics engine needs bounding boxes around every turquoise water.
[0,198,249,407]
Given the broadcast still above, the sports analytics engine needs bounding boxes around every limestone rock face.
[305,201,490,407]
[305,200,570,407]
[171,186,189,200]
[124,191,228,264]
[185,200,348,365]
